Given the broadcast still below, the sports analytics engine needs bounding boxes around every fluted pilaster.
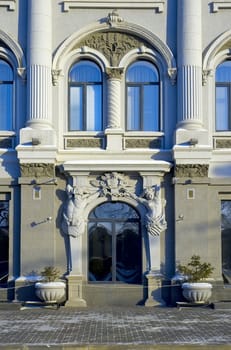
[27,0,52,129]
[177,0,203,130]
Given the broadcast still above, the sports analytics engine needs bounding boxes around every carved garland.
[77,31,151,67]
[175,164,209,178]
[20,163,55,178]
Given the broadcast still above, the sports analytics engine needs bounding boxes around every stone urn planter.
[182,282,212,303]
[35,266,66,303]
[178,255,214,304]
[35,281,66,302]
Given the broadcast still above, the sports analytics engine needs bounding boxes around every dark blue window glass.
[126,61,159,131]
[69,61,102,131]
[0,60,13,130]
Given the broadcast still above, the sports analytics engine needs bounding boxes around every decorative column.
[27,0,52,129]
[177,0,202,130]
[105,68,124,151]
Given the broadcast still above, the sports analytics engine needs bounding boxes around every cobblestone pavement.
[0,305,231,349]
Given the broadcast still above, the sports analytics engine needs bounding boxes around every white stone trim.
[211,2,231,12]
[0,0,15,11]
[52,21,176,76]
[62,0,164,11]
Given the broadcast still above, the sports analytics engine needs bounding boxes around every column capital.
[106,67,124,80]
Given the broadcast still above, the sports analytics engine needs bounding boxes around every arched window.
[126,61,160,131]
[0,59,13,130]
[216,60,231,131]
[68,60,102,131]
[88,202,142,284]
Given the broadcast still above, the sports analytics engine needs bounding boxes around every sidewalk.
[0,304,231,349]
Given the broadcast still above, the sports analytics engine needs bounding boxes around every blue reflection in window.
[69,61,102,131]
[0,60,13,130]
[216,61,231,131]
[126,61,159,131]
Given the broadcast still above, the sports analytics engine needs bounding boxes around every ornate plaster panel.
[211,2,231,12]
[62,0,164,11]
[125,138,162,149]
[78,31,150,67]
[215,138,231,149]
[65,138,103,148]
[0,0,15,11]
[175,164,209,178]
[20,163,55,178]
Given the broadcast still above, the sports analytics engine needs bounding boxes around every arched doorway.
[88,201,142,284]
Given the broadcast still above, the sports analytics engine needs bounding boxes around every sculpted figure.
[133,186,167,236]
[62,184,100,237]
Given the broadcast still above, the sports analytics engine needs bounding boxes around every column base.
[145,272,166,307]
[65,274,87,307]
[105,128,123,151]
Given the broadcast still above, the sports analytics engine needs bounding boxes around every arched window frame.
[0,58,14,131]
[68,59,103,132]
[215,59,231,132]
[125,59,160,132]
[0,48,17,135]
[119,49,165,135]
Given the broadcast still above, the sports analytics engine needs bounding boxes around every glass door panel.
[88,222,112,281]
[116,222,141,283]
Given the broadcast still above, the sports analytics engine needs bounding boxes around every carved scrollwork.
[91,172,132,199]
[78,31,150,67]
[174,164,209,178]
[20,163,55,178]
[106,67,124,80]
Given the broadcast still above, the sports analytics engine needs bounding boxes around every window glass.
[221,201,231,281]
[69,61,102,131]
[0,60,13,130]
[126,61,159,131]
[216,61,231,131]
[0,201,9,285]
[88,202,141,284]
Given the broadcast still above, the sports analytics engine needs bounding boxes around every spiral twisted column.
[106,68,124,129]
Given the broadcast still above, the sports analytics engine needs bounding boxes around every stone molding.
[52,20,176,84]
[125,138,162,149]
[211,2,231,12]
[175,164,209,178]
[0,29,26,70]
[215,138,231,149]
[20,163,55,178]
[0,0,15,11]
[62,0,164,11]
[78,31,150,67]
[106,67,124,80]
[65,138,102,148]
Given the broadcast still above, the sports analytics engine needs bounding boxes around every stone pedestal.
[145,272,166,307]
[65,274,87,307]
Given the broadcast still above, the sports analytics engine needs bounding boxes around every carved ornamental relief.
[174,164,209,178]
[61,172,167,238]
[78,31,150,67]
[20,163,55,178]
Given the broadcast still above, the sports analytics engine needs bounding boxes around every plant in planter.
[177,255,214,304]
[35,266,66,303]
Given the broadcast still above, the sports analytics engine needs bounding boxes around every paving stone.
[0,306,230,349]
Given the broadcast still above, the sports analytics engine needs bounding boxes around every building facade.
[0,0,231,306]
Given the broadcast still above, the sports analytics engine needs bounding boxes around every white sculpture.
[135,186,167,236]
[62,184,100,237]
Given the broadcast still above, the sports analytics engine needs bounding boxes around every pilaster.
[18,0,56,151]
[176,0,207,145]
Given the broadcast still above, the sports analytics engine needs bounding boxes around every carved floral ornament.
[20,163,55,178]
[174,164,209,178]
[61,172,167,238]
